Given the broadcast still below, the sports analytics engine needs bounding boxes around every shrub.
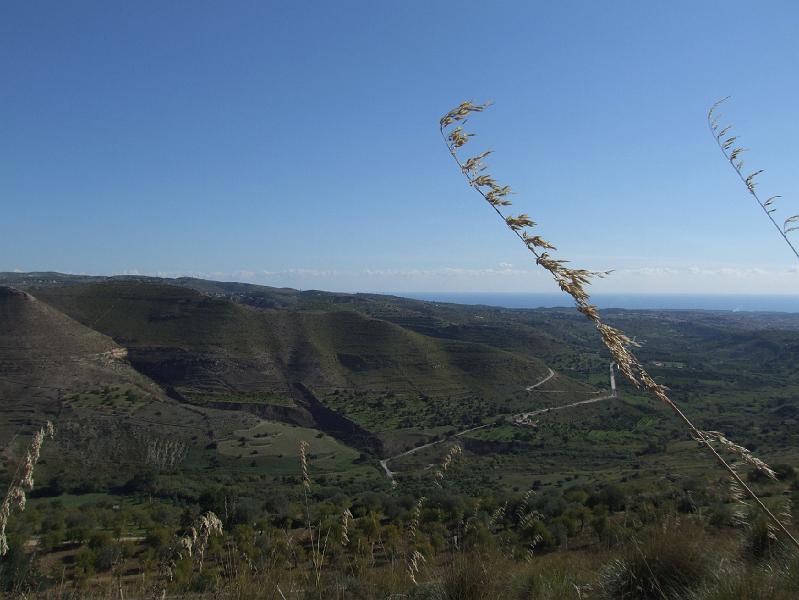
[433,552,504,600]
[743,515,778,561]
[598,525,712,600]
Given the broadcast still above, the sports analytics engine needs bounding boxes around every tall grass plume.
[708,97,799,262]
[439,100,799,549]
[0,421,54,556]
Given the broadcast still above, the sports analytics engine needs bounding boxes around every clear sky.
[3,1,799,294]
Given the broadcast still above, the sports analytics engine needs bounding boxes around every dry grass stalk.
[727,473,749,528]
[298,440,311,491]
[514,490,544,558]
[462,499,482,536]
[439,100,799,549]
[404,495,427,585]
[0,421,54,556]
[433,444,462,487]
[705,430,777,480]
[405,443,464,583]
[408,496,425,543]
[406,549,426,585]
[151,511,223,599]
[141,436,188,470]
[515,489,534,523]
[178,511,224,569]
[487,501,507,531]
[297,439,329,587]
[341,508,353,546]
[708,98,799,261]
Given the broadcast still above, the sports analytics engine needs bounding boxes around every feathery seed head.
[472,174,498,188]
[461,151,492,176]
[447,126,473,148]
[0,421,55,556]
[433,444,462,487]
[408,496,425,541]
[341,508,353,546]
[298,440,311,491]
[505,214,536,231]
[443,99,799,549]
[485,186,513,206]
[440,101,491,129]
[406,549,426,584]
[706,431,777,480]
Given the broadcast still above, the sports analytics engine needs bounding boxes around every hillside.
[0,275,607,497]
[3,274,799,597]
[0,286,164,443]
[26,279,575,406]
[4,273,798,501]
[0,285,269,492]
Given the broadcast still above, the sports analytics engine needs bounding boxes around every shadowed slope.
[30,281,554,403]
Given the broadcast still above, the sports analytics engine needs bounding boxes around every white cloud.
[109,262,798,294]
[594,264,799,294]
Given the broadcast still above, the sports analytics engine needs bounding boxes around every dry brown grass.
[0,421,54,557]
[150,511,223,600]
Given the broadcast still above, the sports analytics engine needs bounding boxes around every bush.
[598,525,712,600]
[73,547,96,581]
[94,541,122,571]
[742,515,778,561]
[433,553,504,600]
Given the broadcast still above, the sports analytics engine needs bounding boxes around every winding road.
[525,367,555,391]
[510,391,616,425]
[379,420,493,481]
[379,364,618,483]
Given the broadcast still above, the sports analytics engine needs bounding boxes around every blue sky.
[2,1,799,294]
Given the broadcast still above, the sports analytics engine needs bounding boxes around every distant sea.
[400,293,799,313]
